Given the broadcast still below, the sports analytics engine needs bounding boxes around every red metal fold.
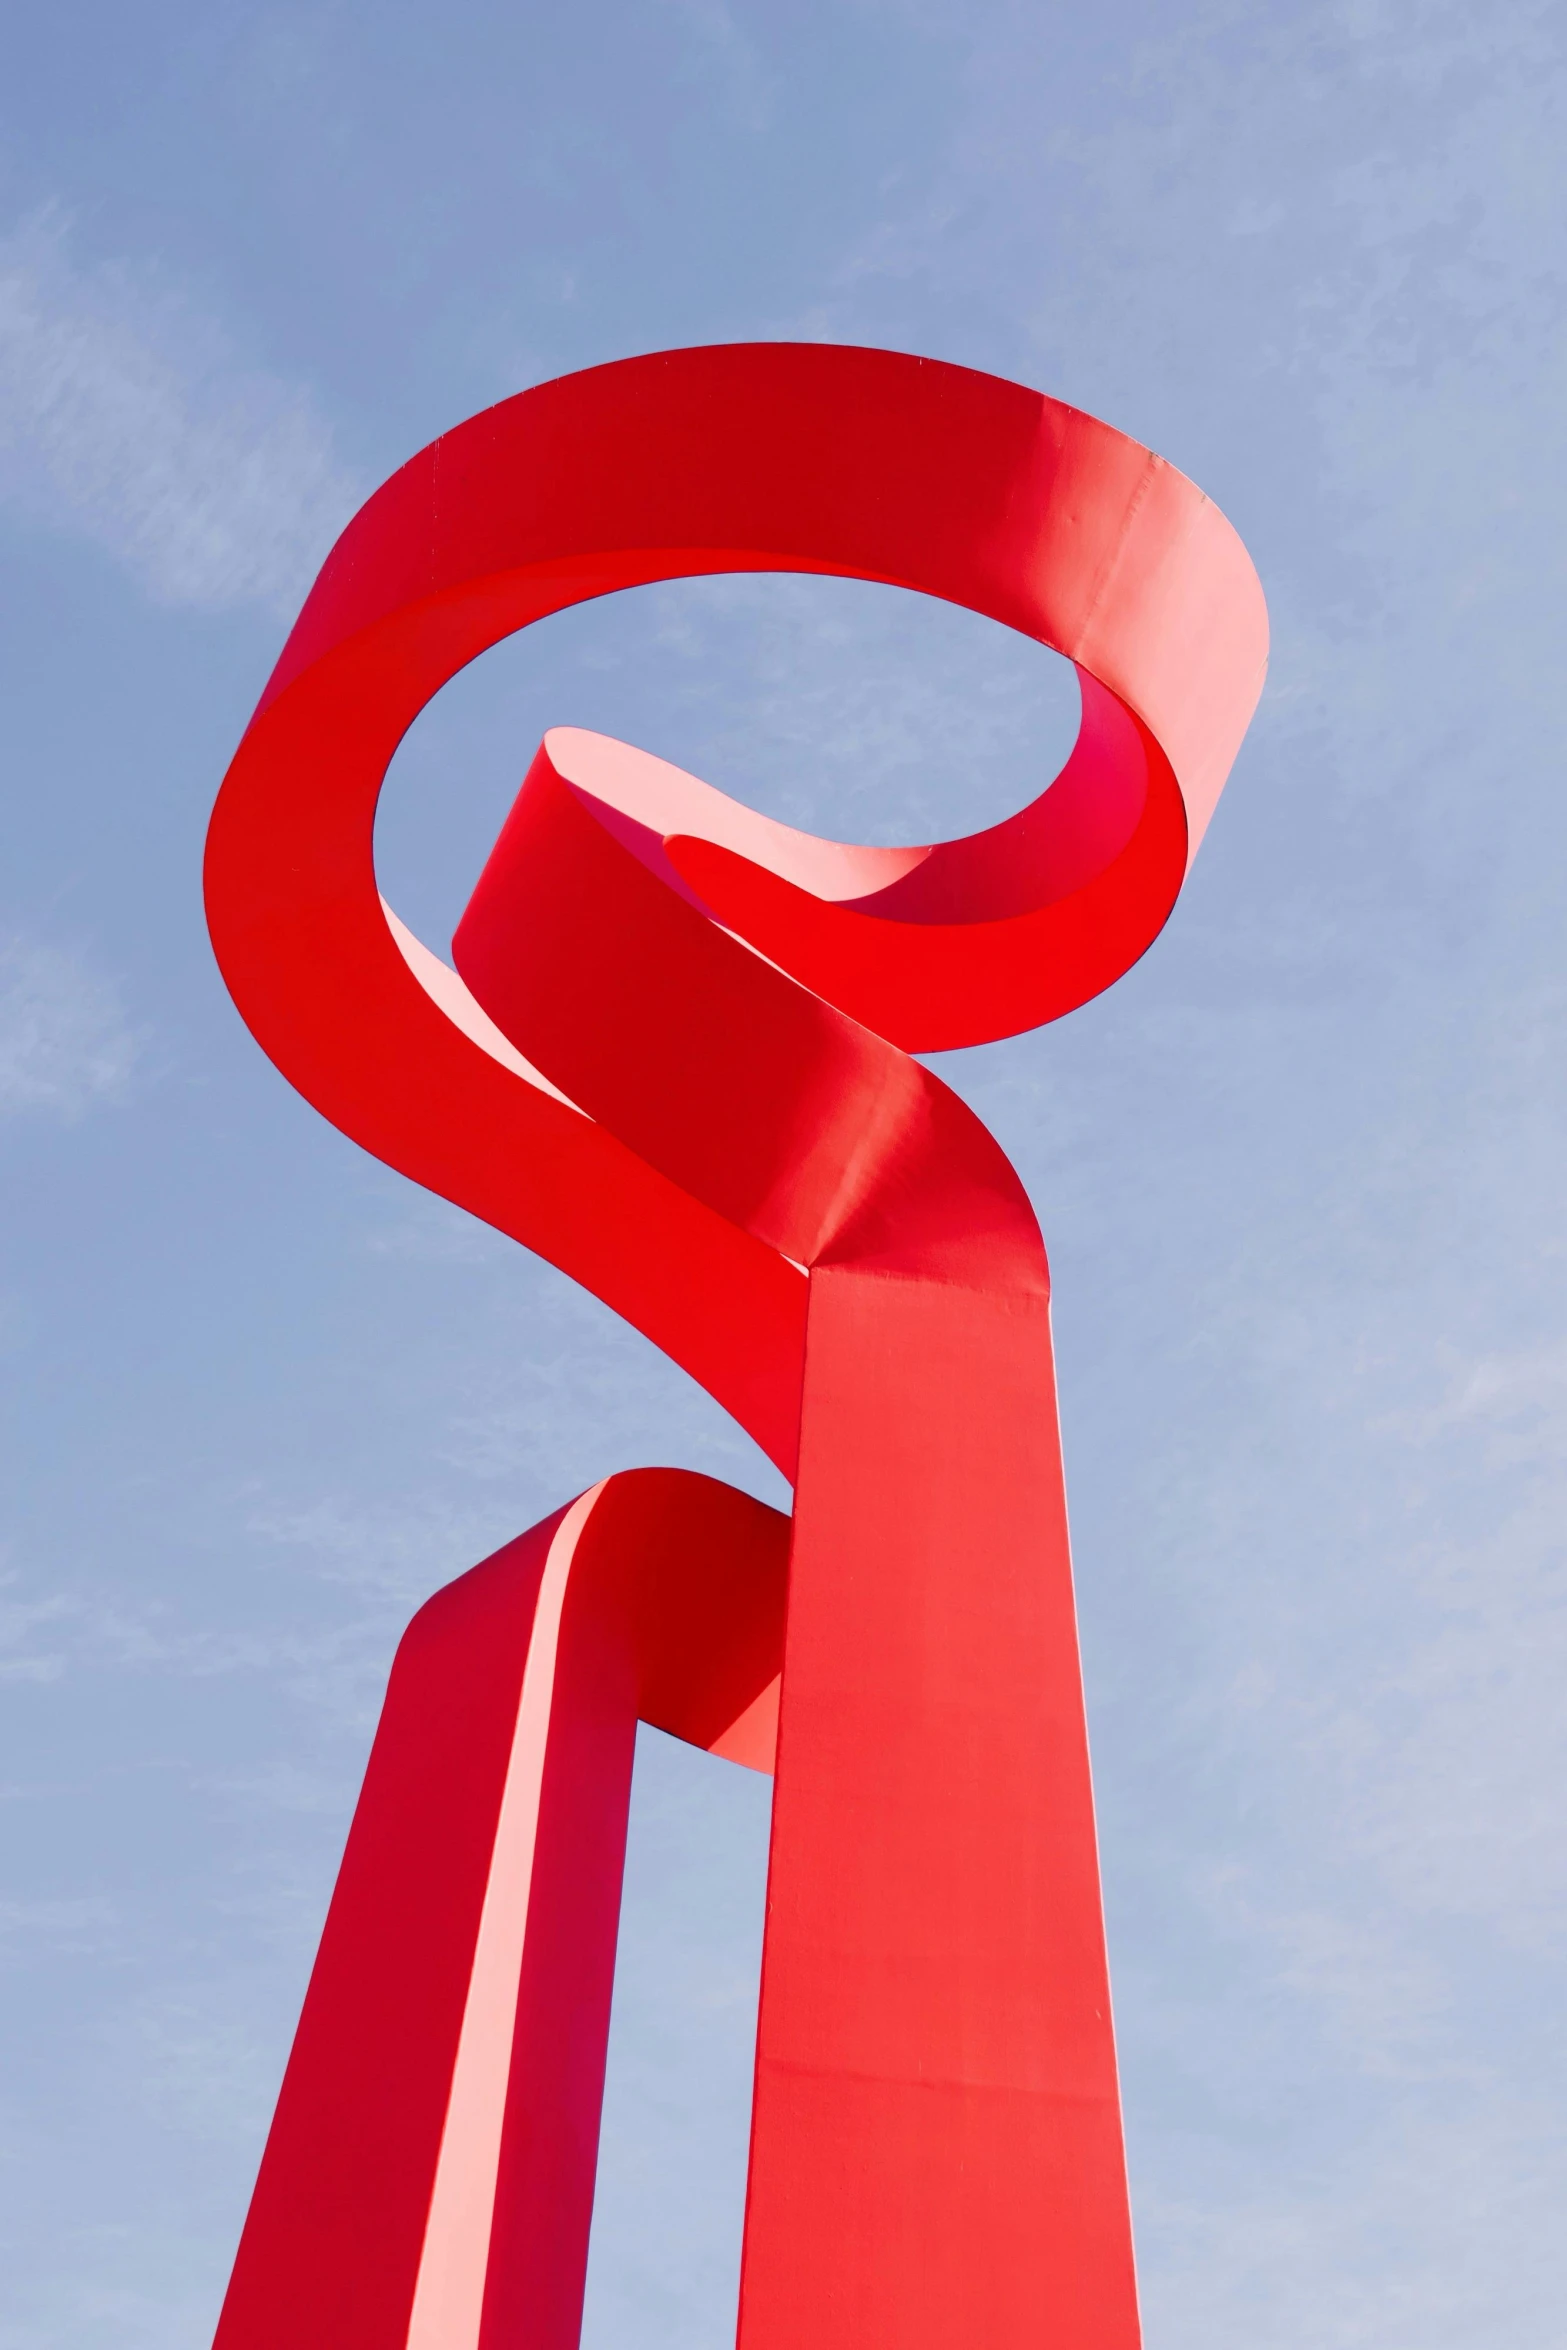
[204,342,1266,2350]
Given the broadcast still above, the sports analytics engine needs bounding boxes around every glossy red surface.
[205,343,1266,2348]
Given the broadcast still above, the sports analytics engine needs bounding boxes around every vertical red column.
[738,1267,1141,2348]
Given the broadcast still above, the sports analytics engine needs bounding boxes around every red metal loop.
[205,344,1266,2350]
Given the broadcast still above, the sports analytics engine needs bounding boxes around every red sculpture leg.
[741,1271,1137,2347]
[213,1472,788,2350]
[203,343,1267,2347]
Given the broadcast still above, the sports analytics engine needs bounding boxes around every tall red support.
[204,344,1266,2349]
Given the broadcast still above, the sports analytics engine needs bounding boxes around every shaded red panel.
[203,343,1266,2349]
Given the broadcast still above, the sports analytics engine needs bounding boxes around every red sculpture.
[204,344,1266,2350]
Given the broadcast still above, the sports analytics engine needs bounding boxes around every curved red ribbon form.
[205,344,1266,2350]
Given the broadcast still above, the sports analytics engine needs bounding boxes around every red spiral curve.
[204,344,1266,2350]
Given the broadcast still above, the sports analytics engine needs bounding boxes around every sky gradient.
[2,4,1565,2345]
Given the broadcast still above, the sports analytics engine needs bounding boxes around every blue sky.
[2,3,1565,2344]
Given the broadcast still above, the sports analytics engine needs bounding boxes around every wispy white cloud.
[1202,1867,1459,2081]
[0,1894,118,1956]
[660,0,772,132]
[245,1488,517,1601]
[0,1567,76,1685]
[1329,1337,1567,1947]
[0,212,357,613]
[0,938,141,1117]
[113,1991,278,2147]
[1141,2090,1567,2350]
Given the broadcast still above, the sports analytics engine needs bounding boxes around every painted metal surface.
[204,343,1267,2348]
